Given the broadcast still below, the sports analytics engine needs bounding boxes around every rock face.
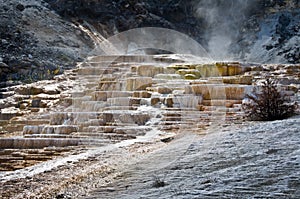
[234,7,300,64]
[0,0,299,87]
[44,0,203,39]
[0,0,93,87]
[194,0,300,63]
[45,0,300,63]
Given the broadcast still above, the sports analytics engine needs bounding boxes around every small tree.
[242,78,297,121]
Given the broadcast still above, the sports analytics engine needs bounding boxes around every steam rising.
[195,0,255,60]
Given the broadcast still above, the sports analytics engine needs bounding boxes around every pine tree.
[242,78,297,121]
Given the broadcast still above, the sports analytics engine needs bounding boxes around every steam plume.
[195,0,255,60]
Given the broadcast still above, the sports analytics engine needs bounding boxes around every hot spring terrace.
[0,54,299,171]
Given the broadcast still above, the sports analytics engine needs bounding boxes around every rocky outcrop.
[45,0,300,64]
[0,0,93,87]
[233,8,300,64]
[45,0,202,39]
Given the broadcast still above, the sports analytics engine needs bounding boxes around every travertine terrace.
[1,54,299,170]
[0,54,299,198]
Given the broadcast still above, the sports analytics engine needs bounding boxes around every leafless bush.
[242,78,298,121]
[152,175,166,188]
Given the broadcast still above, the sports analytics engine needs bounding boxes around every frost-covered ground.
[85,116,300,199]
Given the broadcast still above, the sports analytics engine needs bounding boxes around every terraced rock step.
[0,138,80,149]
[0,147,78,171]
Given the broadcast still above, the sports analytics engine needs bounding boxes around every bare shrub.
[152,175,166,188]
[242,78,298,121]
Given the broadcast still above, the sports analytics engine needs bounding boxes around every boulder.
[15,85,43,95]
[164,97,174,107]
[19,102,29,109]
[151,97,160,106]
[157,87,173,94]
[31,99,41,107]
[43,85,61,95]
[101,112,114,123]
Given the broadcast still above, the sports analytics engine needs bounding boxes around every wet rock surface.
[0,54,299,198]
[0,54,299,171]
